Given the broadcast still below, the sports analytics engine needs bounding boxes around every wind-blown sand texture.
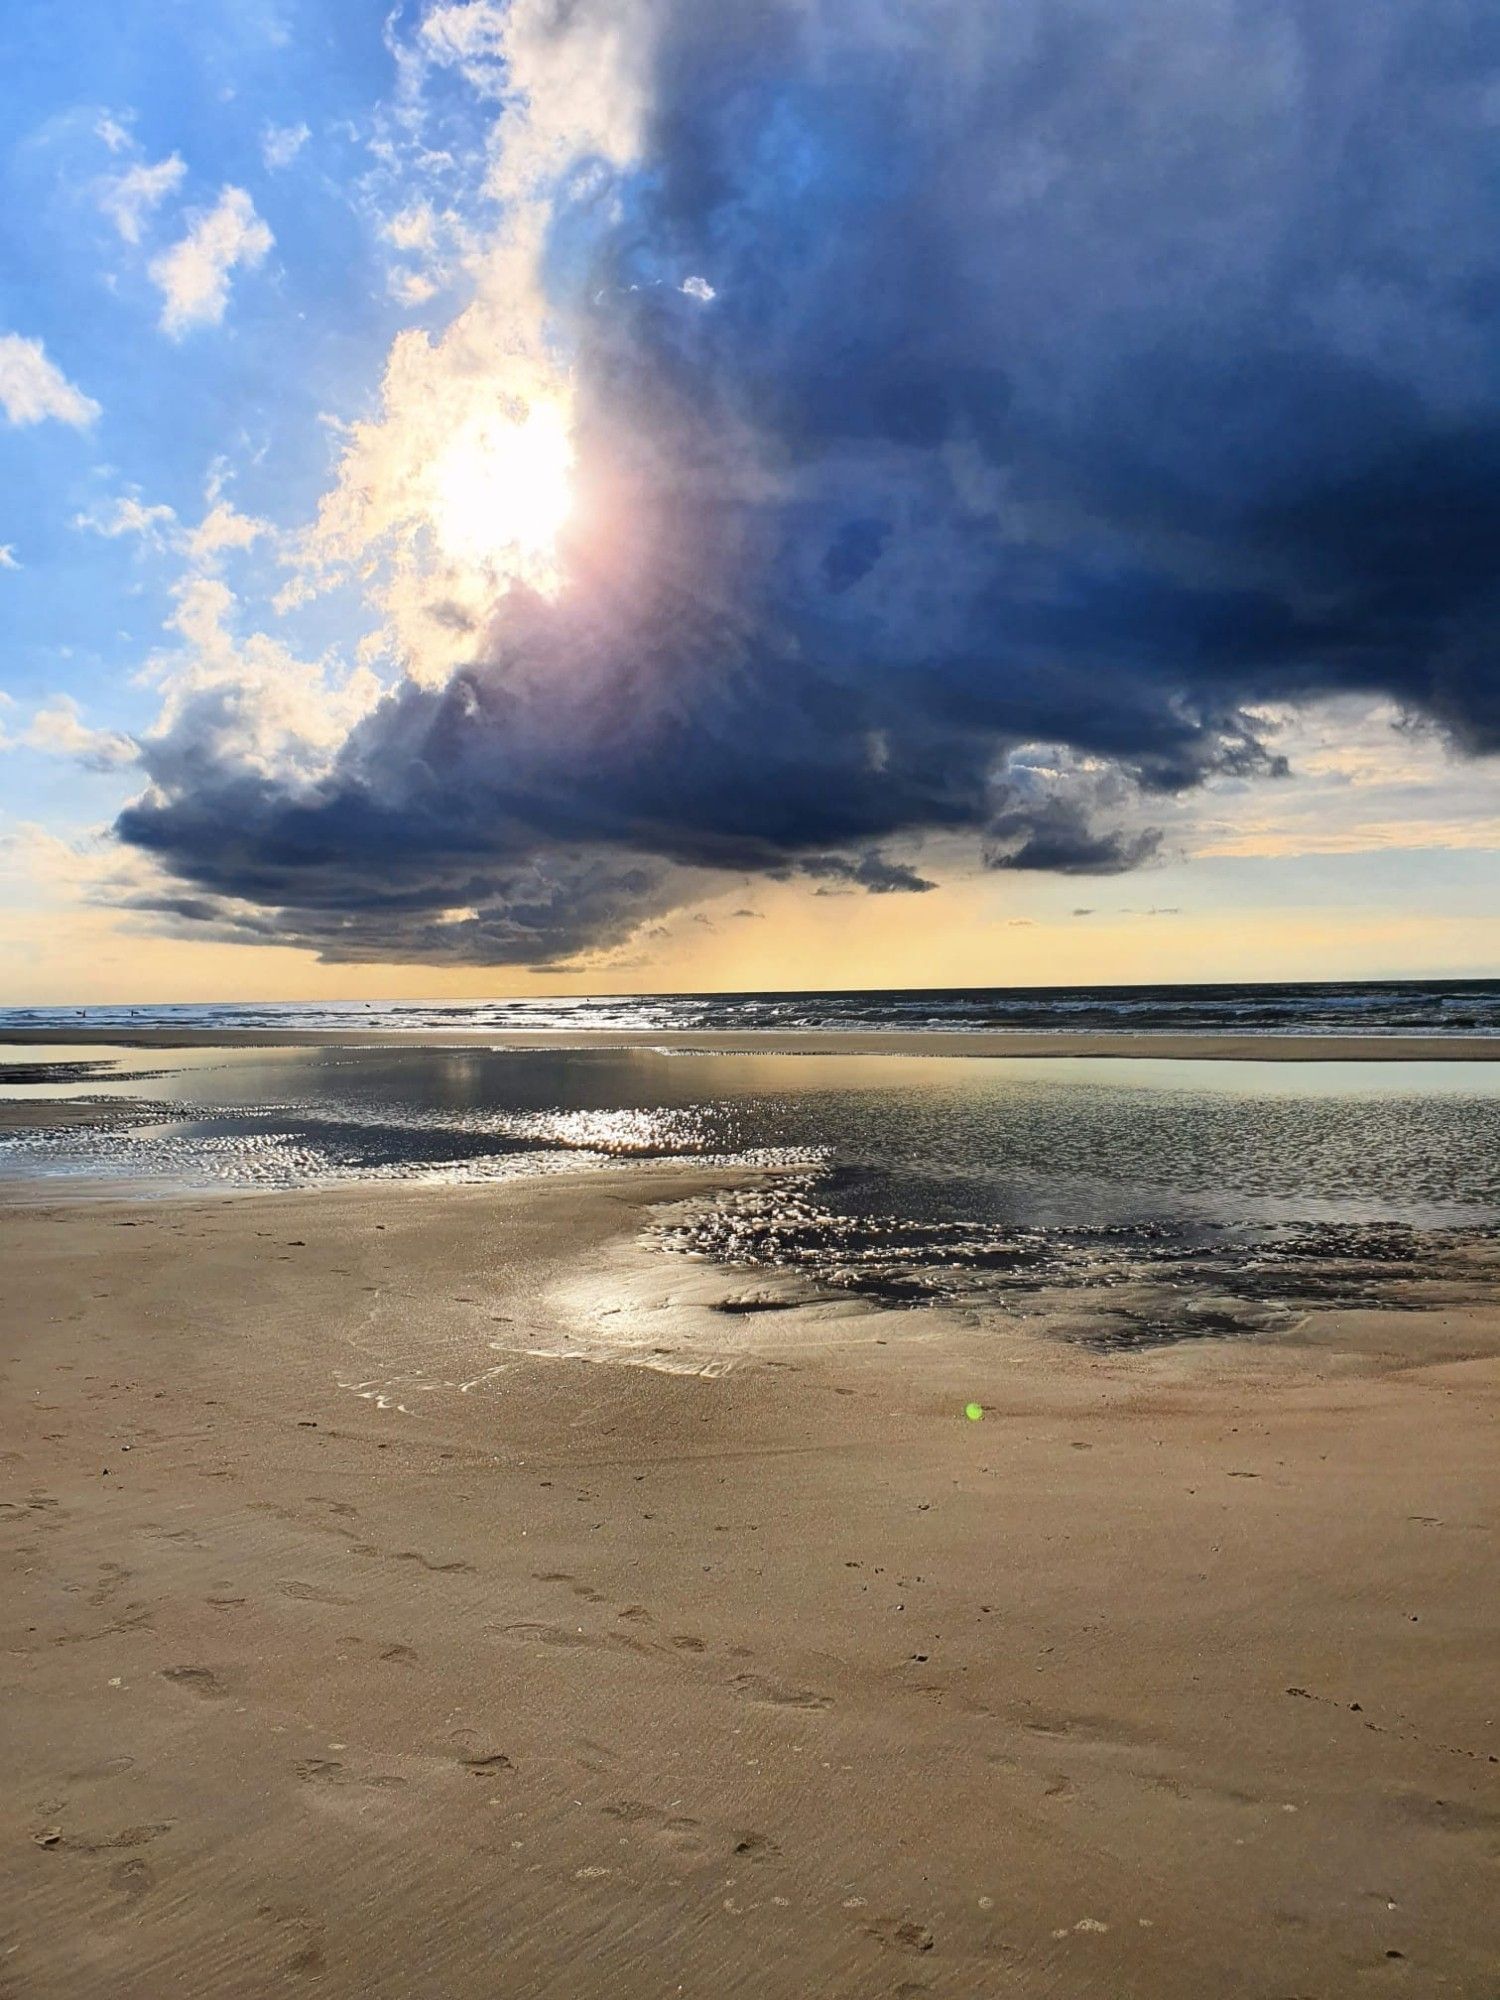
[2,1170,1498,1998]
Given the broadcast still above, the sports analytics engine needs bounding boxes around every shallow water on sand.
[4,1044,1500,1344]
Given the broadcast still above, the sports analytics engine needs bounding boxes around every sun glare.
[425,398,575,579]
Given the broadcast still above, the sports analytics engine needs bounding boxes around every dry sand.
[2,1168,1498,1998]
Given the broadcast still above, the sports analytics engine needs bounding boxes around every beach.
[3,1148,1498,1998]
[8,0,1500,1984]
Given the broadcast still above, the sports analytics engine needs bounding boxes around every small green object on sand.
[964,1401,984,1422]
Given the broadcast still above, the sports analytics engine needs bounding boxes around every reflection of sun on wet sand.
[2,1169,1499,1998]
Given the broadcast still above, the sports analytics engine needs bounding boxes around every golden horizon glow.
[3,866,1499,1006]
[424,397,574,583]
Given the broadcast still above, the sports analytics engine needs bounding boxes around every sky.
[1,0,1499,1003]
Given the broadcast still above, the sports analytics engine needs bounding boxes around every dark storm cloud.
[792,853,937,894]
[985,802,1161,878]
[119,0,1500,962]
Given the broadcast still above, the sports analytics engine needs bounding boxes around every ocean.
[4,975,1500,1038]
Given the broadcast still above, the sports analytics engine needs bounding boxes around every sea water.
[4,974,1500,1039]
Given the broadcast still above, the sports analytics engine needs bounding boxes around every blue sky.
[2,1,1499,1000]
[4,3,401,722]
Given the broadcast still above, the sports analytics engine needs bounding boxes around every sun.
[424,397,575,580]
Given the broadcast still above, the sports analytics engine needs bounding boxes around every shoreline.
[5,1023,1500,1060]
[3,1169,1498,1996]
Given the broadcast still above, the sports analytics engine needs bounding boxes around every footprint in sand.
[41,1822,173,1855]
[66,1755,135,1782]
[459,1751,514,1775]
[865,1916,936,1953]
[1020,1710,1151,1748]
[294,1758,405,1790]
[256,1905,326,1978]
[87,1562,132,1605]
[353,1545,473,1574]
[278,1580,353,1605]
[502,1621,594,1649]
[731,1672,832,1711]
[111,1857,153,1903]
[160,1665,227,1698]
[602,1799,704,1853]
[497,1616,658,1660]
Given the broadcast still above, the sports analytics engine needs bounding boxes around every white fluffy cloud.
[149,188,273,337]
[75,477,270,574]
[0,545,18,570]
[73,493,178,546]
[138,574,380,786]
[186,499,267,567]
[379,199,471,307]
[95,112,132,153]
[261,122,310,170]
[1192,702,1500,857]
[413,0,650,193]
[418,2,508,78]
[98,153,186,243]
[22,696,138,772]
[0,335,100,427]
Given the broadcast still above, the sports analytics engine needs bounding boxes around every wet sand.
[2,1169,1498,1998]
[4,1024,1500,1060]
